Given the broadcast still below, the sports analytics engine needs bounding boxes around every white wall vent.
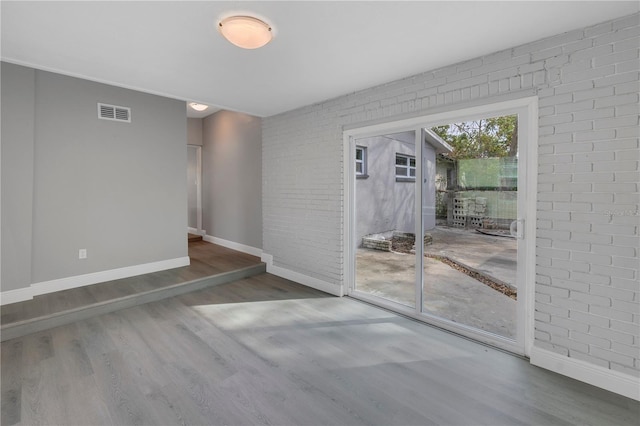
[97,103,131,123]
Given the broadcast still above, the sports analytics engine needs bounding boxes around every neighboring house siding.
[263,11,639,380]
[355,135,416,242]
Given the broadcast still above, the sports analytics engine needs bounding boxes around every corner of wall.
[260,252,344,297]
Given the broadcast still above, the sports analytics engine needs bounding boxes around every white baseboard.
[260,252,344,297]
[0,286,36,305]
[187,227,206,236]
[203,235,262,257]
[260,252,274,265]
[530,345,640,401]
[0,256,191,306]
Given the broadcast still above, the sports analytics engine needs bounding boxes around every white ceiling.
[2,1,638,118]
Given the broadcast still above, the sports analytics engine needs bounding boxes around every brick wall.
[263,13,639,376]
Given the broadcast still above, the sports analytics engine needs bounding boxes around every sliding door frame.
[343,96,538,356]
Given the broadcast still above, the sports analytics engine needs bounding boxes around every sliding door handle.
[510,219,524,239]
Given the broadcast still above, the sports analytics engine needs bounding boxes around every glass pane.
[356,162,363,174]
[423,115,518,339]
[409,158,416,167]
[396,155,407,166]
[356,131,417,308]
[356,149,363,160]
[409,168,416,177]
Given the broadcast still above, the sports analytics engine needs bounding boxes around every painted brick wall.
[263,13,639,375]
[530,14,639,378]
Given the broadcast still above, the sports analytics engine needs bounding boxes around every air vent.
[97,103,131,123]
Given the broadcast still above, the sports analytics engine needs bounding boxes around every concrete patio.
[356,226,517,339]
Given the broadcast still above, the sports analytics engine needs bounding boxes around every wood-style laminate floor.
[1,240,262,327]
[2,273,638,426]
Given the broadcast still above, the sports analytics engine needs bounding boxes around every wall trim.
[261,252,343,297]
[0,256,191,306]
[0,287,35,305]
[530,346,640,401]
[187,227,206,236]
[203,235,262,257]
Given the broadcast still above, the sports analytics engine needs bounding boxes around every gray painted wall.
[1,63,188,289]
[187,117,203,230]
[1,63,36,291]
[202,110,262,249]
[187,146,199,229]
[187,117,203,146]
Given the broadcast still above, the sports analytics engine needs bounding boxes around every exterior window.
[395,154,416,179]
[356,146,368,178]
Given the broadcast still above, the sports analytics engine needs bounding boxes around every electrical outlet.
[79,249,87,259]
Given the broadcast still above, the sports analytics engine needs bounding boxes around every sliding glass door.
[346,99,535,355]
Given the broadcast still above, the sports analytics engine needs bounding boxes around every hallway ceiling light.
[218,15,272,49]
[189,102,209,112]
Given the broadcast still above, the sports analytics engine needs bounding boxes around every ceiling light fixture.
[218,15,272,49]
[189,102,209,112]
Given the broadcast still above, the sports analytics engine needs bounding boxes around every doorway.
[345,97,537,355]
[187,144,203,236]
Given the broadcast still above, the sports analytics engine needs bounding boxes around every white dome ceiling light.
[218,15,272,49]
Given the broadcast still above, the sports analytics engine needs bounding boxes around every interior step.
[188,233,203,242]
[1,264,266,342]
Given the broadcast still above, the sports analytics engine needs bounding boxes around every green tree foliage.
[432,115,518,159]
